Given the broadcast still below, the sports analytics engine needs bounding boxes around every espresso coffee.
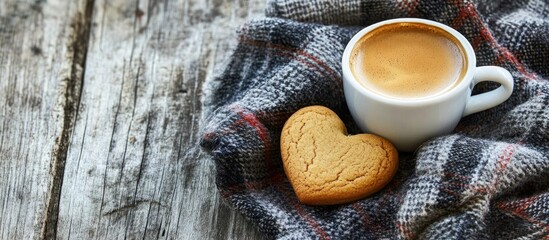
[350,22,467,99]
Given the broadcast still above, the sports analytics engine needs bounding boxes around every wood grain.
[56,0,265,239]
[0,0,91,239]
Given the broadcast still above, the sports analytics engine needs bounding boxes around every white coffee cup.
[342,18,513,152]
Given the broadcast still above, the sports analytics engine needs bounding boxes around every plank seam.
[40,0,95,239]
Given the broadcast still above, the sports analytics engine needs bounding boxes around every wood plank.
[0,0,91,239]
[57,0,265,239]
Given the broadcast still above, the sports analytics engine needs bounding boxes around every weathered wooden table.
[0,0,265,239]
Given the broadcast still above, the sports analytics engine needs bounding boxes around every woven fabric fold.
[201,0,549,239]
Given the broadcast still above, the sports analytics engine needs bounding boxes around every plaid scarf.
[201,0,549,239]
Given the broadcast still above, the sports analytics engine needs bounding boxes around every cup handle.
[463,66,514,117]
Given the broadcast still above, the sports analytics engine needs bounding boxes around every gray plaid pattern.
[201,0,549,239]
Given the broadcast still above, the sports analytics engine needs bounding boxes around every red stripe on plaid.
[352,203,383,232]
[496,194,549,237]
[512,195,537,215]
[499,47,537,79]
[471,32,485,52]
[464,2,538,80]
[276,184,331,240]
[240,37,341,84]
[218,105,285,197]
[397,222,415,239]
[352,178,403,233]
[487,143,517,194]
[264,45,337,86]
[443,172,491,194]
[230,104,275,173]
[496,144,515,173]
[397,0,419,16]
[295,205,330,240]
[450,0,472,30]
[232,106,270,147]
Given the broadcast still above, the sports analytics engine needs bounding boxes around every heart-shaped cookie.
[280,106,398,205]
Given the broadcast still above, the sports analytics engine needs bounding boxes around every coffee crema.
[350,22,467,99]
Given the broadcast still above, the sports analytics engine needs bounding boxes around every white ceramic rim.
[342,18,477,106]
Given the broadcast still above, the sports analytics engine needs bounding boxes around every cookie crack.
[308,134,317,173]
[373,140,391,188]
[335,167,345,182]
[329,145,353,183]
[293,118,315,174]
